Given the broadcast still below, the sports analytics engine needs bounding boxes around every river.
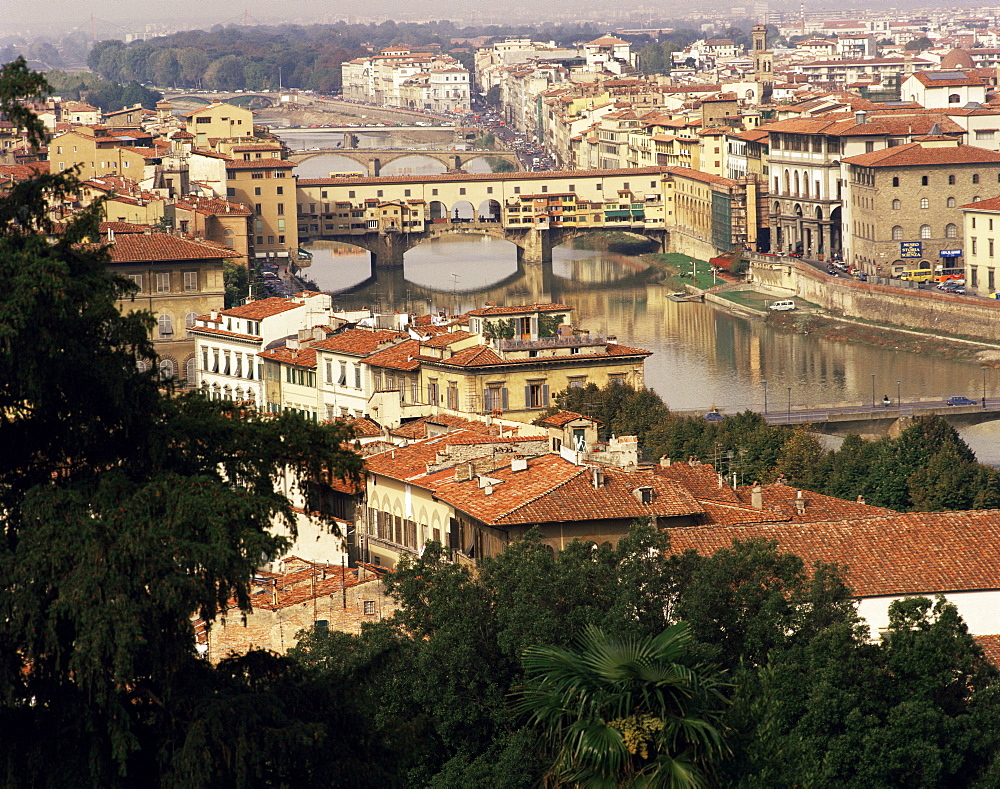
[297,235,1000,465]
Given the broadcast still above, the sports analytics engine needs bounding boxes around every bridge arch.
[380,155,448,176]
[478,199,501,221]
[429,201,447,220]
[451,200,475,221]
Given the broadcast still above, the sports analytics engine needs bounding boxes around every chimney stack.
[751,482,763,510]
[855,109,867,125]
[795,490,806,515]
[660,456,672,467]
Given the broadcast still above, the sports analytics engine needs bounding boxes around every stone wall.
[793,264,1000,342]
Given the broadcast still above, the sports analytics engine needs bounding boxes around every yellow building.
[80,175,166,225]
[169,195,253,259]
[184,102,254,148]
[49,127,158,182]
[225,158,298,258]
[106,228,236,386]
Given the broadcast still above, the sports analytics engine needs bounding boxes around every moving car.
[946,396,976,406]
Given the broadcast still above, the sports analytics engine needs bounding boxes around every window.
[868,142,877,154]
[128,273,142,292]
[276,203,284,215]
[947,197,956,208]
[949,93,961,104]
[920,224,931,239]
[972,237,978,254]
[185,357,196,383]
[973,173,981,184]
[185,312,198,334]
[949,175,956,185]
[338,361,347,386]
[524,382,549,409]
[183,271,198,291]
[921,175,928,186]
[920,198,929,209]
[892,176,899,187]
[977,130,996,141]
[483,385,509,411]
[276,186,283,195]
[254,186,261,196]
[514,187,520,194]
[159,359,175,380]
[354,365,361,388]
[891,225,903,240]
[255,203,262,214]
[992,239,996,258]
[427,380,439,404]
[892,199,901,210]
[363,600,376,616]
[156,272,170,293]
[447,383,459,410]
[158,314,173,338]
[945,223,958,238]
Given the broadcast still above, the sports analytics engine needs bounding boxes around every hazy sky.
[5,1,404,36]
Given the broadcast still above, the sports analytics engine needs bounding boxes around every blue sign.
[900,241,922,258]
[939,249,963,257]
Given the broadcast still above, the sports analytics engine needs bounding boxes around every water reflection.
[299,235,1000,465]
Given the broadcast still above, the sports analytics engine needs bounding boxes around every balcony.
[497,334,605,351]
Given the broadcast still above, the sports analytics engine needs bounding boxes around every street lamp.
[896,380,901,410]
[786,386,791,422]
[762,380,768,414]
[871,373,876,409]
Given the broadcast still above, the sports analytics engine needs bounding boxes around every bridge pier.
[371,158,381,177]
[368,233,407,268]
[515,229,553,264]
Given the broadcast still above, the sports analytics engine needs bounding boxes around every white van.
[768,300,796,311]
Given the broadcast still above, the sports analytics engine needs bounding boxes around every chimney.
[688,456,698,466]
[511,456,528,472]
[286,338,299,350]
[795,490,806,515]
[855,109,867,125]
[751,482,763,510]
[857,494,865,504]
[591,466,605,489]
[660,456,671,467]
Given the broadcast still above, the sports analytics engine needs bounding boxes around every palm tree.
[515,623,728,788]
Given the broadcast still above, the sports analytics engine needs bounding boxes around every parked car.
[768,300,796,311]
[704,411,725,422]
[946,395,976,406]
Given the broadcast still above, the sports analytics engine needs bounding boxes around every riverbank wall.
[749,259,1000,343]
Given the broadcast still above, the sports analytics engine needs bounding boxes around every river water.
[297,235,1000,465]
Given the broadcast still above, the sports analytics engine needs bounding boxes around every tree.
[516,624,729,787]
[0,59,364,784]
[905,36,933,51]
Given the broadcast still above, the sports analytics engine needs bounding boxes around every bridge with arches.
[162,90,279,108]
[287,148,521,177]
[296,166,676,268]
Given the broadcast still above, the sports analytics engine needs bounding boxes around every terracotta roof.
[298,166,672,188]
[365,428,509,481]
[467,303,570,316]
[346,416,383,436]
[419,330,474,347]
[733,483,895,523]
[433,455,703,526]
[962,195,1000,210]
[761,113,964,137]
[389,413,488,439]
[364,338,422,371]
[105,233,241,263]
[535,410,601,427]
[225,160,295,170]
[976,634,1000,667]
[911,71,984,87]
[221,297,302,320]
[174,195,252,216]
[842,141,1000,167]
[667,510,1000,598]
[257,344,317,368]
[311,328,406,357]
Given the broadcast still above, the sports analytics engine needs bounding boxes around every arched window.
[973,173,981,184]
[921,175,928,186]
[948,175,956,185]
[920,198,929,209]
[185,312,198,335]
[185,356,197,383]
[920,224,931,239]
[794,171,800,196]
[892,176,900,187]
[946,197,956,208]
[158,359,175,380]
[137,359,150,373]
[892,199,901,210]
[945,223,958,238]
[891,225,904,240]
[949,93,961,104]
[802,173,809,197]
[158,313,173,338]
[974,196,981,203]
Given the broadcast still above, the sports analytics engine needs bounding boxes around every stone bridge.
[162,90,278,108]
[311,222,667,267]
[287,148,521,177]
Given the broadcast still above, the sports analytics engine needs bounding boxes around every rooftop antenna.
[800,1,806,35]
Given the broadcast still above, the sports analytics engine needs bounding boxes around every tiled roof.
[105,233,241,263]
[365,428,502,480]
[733,483,895,522]
[762,113,964,138]
[467,303,570,316]
[962,196,1000,211]
[363,338,422,371]
[433,455,703,526]
[257,345,317,368]
[310,328,406,357]
[535,409,601,427]
[420,330,474,347]
[841,141,1000,167]
[667,510,1000,598]
[976,635,1000,667]
[346,416,383,436]
[221,297,302,320]
[912,71,984,87]
[225,159,295,170]
[388,413,488,439]
[299,166,672,188]
[174,196,252,216]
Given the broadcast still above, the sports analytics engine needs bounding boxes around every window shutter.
[524,385,532,408]
[542,384,549,405]
[530,315,539,337]
[449,518,460,551]
[501,387,509,410]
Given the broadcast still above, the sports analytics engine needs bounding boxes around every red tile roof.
[346,416,383,437]
[298,166,672,188]
[842,141,1000,167]
[388,413,489,439]
[311,328,406,356]
[225,160,296,170]
[257,345,317,368]
[535,410,601,427]
[221,297,302,320]
[174,195,252,216]
[667,510,1000,598]
[420,330,475,347]
[105,233,242,263]
[433,455,703,526]
[364,338,422,371]
[467,303,570,316]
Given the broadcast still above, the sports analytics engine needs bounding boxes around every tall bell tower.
[752,24,773,103]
